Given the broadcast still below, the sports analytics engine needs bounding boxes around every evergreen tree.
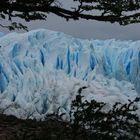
[0,0,140,30]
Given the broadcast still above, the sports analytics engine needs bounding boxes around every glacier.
[0,29,139,119]
[0,32,4,38]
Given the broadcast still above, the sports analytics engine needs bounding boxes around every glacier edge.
[0,29,139,119]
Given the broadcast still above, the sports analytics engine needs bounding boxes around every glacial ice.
[0,32,4,38]
[0,29,139,119]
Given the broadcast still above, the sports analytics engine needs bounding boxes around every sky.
[26,13,140,41]
[0,0,140,41]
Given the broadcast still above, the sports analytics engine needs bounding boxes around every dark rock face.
[0,114,73,140]
[0,134,7,140]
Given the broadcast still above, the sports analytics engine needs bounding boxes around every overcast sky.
[26,13,140,41]
[0,0,140,41]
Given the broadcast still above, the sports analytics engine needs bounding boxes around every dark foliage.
[0,0,140,30]
[70,88,140,140]
[0,87,140,140]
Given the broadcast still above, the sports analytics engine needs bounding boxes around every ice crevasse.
[0,29,139,119]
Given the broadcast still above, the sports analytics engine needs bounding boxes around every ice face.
[0,32,4,38]
[0,29,139,119]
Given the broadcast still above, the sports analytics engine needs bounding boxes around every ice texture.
[0,32,4,38]
[0,29,139,119]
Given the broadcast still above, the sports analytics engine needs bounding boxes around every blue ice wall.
[0,29,140,94]
[0,64,8,93]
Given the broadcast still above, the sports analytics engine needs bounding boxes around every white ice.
[0,29,139,119]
